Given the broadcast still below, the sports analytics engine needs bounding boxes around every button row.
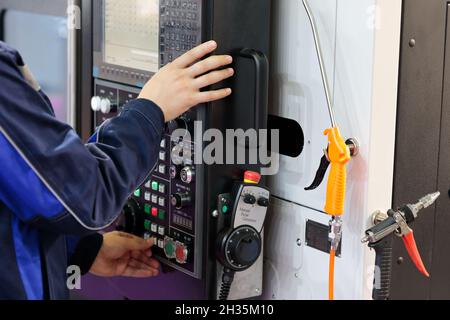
[101,66,149,82]
[163,20,198,31]
[144,192,166,207]
[162,42,195,53]
[164,10,198,21]
[162,33,197,45]
[144,220,166,236]
[144,204,166,220]
[144,233,165,250]
[163,0,199,11]
[173,214,193,230]
[144,180,167,194]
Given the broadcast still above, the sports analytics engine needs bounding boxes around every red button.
[175,243,188,264]
[151,207,158,217]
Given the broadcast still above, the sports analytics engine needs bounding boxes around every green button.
[222,205,229,214]
[158,209,166,220]
[144,220,151,231]
[151,181,159,191]
[165,241,175,257]
[134,189,141,197]
[144,204,151,215]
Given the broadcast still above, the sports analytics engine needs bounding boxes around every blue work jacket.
[0,41,164,299]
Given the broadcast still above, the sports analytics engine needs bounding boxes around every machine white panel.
[263,197,371,300]
[268,0,338,212]
[265,0,402,300]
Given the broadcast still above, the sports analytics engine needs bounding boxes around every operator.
[0,40,234,300]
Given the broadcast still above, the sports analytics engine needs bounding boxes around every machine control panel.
[92,0,203,279]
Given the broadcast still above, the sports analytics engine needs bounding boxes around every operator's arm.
[0,41,233,236]
[0,52,164,235]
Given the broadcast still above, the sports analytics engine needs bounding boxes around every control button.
[171,193,192,209]
[159,151,166,161]
[151,207,158,217]
[143,232,151,240]
[158,226,165,236]
[180,166,195,184]
[158,184,166,194]
[243,194,257,205]
[175,242,188,264]
[144,204,151,215]
[158,197,166,207]
[144,220,151,231]
[164,237,176,259]
[134,189,141,197]
[257,197,270,207]
[151,223,158,233]
[160,139,167,148]
[144,192,151,201]
[158,209,166,220]
[159,164,166,175]
[91,96,102,112]
[151,181,159,191]
[100,98,112,114]
[158,239,164,249]
[221,205,230,214]
[152,195,158,204]
[145,180,151,188]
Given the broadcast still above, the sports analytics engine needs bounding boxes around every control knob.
[171,193,192,209]
[91,96,102,112]
[180,166,195,184]
[243,194,257,205]
[100,98,112,114]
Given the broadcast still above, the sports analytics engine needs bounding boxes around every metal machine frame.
[390,0,450,299]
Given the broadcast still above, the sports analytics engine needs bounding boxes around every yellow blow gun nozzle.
[324,127,351,216]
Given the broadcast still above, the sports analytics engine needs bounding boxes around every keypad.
[160,0,202,65]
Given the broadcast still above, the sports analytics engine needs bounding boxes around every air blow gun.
[301,0,358,300]
[362,192,440,300]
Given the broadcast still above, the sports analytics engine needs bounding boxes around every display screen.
[104,0,159,73]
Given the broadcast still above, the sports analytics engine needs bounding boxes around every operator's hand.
[90,231,160,278]
[138,40,234,121]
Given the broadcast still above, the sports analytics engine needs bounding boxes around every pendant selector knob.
[217,226,262,271]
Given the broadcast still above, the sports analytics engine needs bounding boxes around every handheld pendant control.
[215,171,270,300]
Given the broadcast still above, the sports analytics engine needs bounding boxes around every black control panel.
[92,0,203,278]
[90,0,272,292]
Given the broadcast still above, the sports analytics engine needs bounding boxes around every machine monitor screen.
[104,0,159,73]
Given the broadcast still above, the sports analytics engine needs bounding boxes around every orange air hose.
[329,248,336,300]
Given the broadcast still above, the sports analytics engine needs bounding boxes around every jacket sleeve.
[0,46,165,236]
